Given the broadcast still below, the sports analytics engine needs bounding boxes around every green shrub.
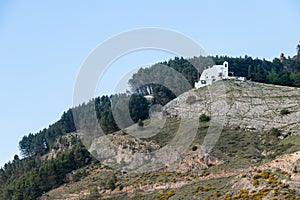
[106,174,117,190]
[270,128,281,137]
[199,114,210,122]
[72,170,88,182]
[280,108,290,115]
[118,185,124,191]
[192,146,198,151]
[88,187,100,199]
[137,119,144,127]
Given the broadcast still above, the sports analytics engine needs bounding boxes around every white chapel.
[194,61,245,88]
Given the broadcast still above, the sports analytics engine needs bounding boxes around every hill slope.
[164,80,300,135]
[41,80,300,200]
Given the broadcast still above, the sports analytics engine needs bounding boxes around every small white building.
[194,61,246,88]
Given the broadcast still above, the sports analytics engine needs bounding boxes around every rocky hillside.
[164,80,300,135]
[40,80,300,200]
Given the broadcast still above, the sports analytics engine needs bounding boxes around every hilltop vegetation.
[129,42,300,104]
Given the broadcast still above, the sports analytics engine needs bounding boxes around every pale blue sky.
[0,0,299,167]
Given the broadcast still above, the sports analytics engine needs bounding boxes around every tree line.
[18,94,149,158]
[129,42,300,104]
[0,141,91,199]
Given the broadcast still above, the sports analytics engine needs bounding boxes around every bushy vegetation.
[137,119,144,127]
[270,127,281,137]
[199,113,210,122]
[159,189,175,200]
[225,169,300,200]
[0,141,91,200]
[17,94,149,159]
[192,146,198,151]
[280,108,290,115]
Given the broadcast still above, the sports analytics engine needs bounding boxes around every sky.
[0,0,299,167]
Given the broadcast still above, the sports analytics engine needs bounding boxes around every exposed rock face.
[167,149,223,174]
[163,80,300,135]
[87,131,161,172]
[230,178,255,195]
[292,159,300,173]
[260,150,300,178]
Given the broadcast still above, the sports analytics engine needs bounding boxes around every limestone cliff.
[163,80,300,135]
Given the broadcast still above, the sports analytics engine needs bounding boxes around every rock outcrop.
[163,80,300,135]
[292,159,300,173]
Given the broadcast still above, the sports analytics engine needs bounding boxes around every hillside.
[40,80,300,200]
[164,80,300,135]
[2,49,300,199]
